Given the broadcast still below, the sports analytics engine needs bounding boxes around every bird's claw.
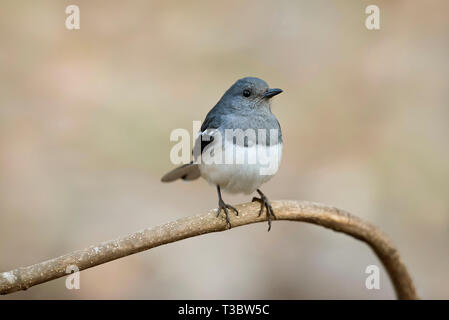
[217,199,239,229]
[252,191,276,231]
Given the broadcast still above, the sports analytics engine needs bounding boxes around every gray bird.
[161,77,283,231]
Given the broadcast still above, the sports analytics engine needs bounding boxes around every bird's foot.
[252,189,276,231]
[217,199,239,229]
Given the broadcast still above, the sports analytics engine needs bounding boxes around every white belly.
[198,141,283,194]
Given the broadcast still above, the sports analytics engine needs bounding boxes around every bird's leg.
[216,185,239,229]
[252,189,276,231]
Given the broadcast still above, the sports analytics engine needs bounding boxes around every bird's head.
[221,77,282,112]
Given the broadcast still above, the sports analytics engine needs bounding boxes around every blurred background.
[1,0,448,299]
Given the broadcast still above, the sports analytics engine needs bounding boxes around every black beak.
[263,88,283,98]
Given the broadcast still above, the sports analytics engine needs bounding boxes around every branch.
[0,200,418,299]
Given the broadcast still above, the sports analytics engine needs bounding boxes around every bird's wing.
[192,110,224,159]
[193,128,221,162]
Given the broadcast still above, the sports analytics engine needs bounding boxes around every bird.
[161,77,283,231]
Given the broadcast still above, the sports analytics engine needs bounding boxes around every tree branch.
[0,200,418,299]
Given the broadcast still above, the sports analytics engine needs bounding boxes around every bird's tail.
[161,162,201,182]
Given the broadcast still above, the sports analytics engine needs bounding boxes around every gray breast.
[218,111,282,147]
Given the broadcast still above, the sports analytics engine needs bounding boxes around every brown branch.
[0,200,418,299]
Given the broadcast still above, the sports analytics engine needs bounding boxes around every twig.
[0,200,418,299]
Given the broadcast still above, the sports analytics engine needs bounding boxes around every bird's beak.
[263,88,283,98]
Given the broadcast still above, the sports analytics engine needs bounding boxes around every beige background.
[1,0,448,299]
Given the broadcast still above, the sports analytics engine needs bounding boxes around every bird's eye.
[243,89,251,97]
